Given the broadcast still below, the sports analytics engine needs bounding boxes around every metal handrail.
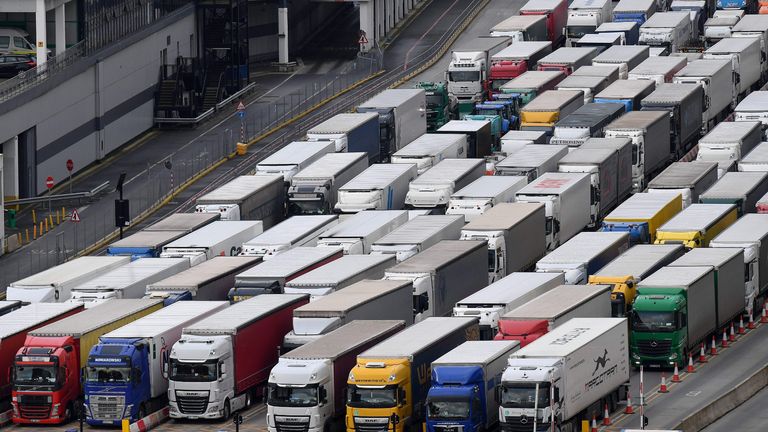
[5,181,110,206]
[154,108,215,125]
[0,42,86,103]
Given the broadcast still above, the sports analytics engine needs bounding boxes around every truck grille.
[502,417,550,432]
[434,425,464,432]
[176,395,208,415]
[276,422,310,432]
[18,395,50,420]
[90,395,125,421]
[636,339,672,357]
[355,425,389,432]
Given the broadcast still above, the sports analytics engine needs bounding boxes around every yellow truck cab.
[654,203,738,249]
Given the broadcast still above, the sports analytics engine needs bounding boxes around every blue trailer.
[594,79,655,112]
[306,113,382,163]
[596,21,641,45]
[426,341,519,432]
[612,0,657,24]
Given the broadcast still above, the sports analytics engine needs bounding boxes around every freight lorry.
[306,113,380,162]
[558,147,632,227]
[287,152,369,216]
[391,134,467,175]
[537,48,599,75]
[240,215,338,258]
[520,90,585,134]
[356,89,427,161]
[454,272,564,339]
[84,301,228,425]
[536,232,630,284]
[335,163,417,213]
[734,91,768,129]
[488,42,553,96]
[317,210,408,255]
[581,137,634,200]
[520,0,568,47]
[160,220,264,265]
[371,215,465,262]
[601,192,683,244]
[417,82,456,132]
[589,244,685,316]
[696,121,762,177]
[497,71,566,114]
[284,280,414,348]
[704,14,742,47]
[384,240,488,322]
[490,13,549,42]
[711,214,768,315]
[146,256,261,304]
[641,83,704,158]
[655,203,738,248]
[0,304,83,404]
[446,176,527,222]
[731,15,768,80]
[574,33,622,53]
[592,45,650,79]
[614,0,657,24]
[639,12,693,53]
[460,202,547,283]
[494,144,568,180]
[700,171,768,215]
[565,0,613,45]
[346,317,479,432]
[12,299,163,424]
[107,213,219,259]
[404,159,485,211]
[596,21,641,45]
[603,111,670,192]
[515,172,592,250]
[7,256,129,303]
[555,74,612,103]
[594,79,656,112]
[550,103,626,148]
[630,265,739,366]
[704,38,762,100]
[435,120,493,158]
[739,141,768,171]
[283,254,396,298]
[267,320,406,432]
[647,162,719,208]
[195,175,285,226]
[673,59,735,132]
[500,130,548,156]
[68,258,189,307]
[426,341,520,432]
[628,55,687,85]
[255,141,336,182]
[447,37,513,113]
[230,247,344,299]
[495,284,613,345]
[499,318,629,431]
[168,294,309,419]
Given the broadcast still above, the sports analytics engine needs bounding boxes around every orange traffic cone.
[625,391,634,414]
[672,362,681,383]
[687,354,696,373]
[659,373,669,393]
[699,343,708,363]
[740,315,747,334]
[710,335,718,356]
[591,416,598,432]
[729,322,736,342]
[761,305,768,324]
[722,328,729,348]
[749,312,756,329]
[603,403,611,425]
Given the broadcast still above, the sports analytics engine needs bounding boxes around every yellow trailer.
[601,192,682,244]
[654,203,738,249]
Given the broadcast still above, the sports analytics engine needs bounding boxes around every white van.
[0,28,37,55]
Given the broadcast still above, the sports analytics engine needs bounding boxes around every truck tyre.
[138,404,147,420]
[64,403,73,422]
[223,400,231,420]
[245,392,252,408]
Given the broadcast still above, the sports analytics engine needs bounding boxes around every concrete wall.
[0,6,195,196]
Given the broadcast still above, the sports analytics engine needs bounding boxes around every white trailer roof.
[522,90,584,111]
[597,21,639,32]
[319,210,408,238]
[410,159,483,185]
[236,247,342,279]
[597,79,654,99]
[358,89,424,109]
[712,214,768,243]
[30,299,163,337]
[74,258,188,292]
[10,256,129,288]
[387,240,485,273]
[452,176,527,199]
[658,204,735,232]
[736,91,768,112]
[537,232,628,264]
[164,221,263,249]
[639,265,711,287]
[491,15,547,32]
[604,192,681,220]
[462,202,544,231]
[732,14,768,32]
[559,148,615,165]
[614,0,656,12]
[498,144,568,169]
[569,0,610,8]
[340,163,415,190]
[286,255,395,287]
[521,0,564,11]
[492,42,551,60]
[594,245,684,278]
[243,216,337,247]
[670,247,743,268]
[374,215,464,245]
[146,256,261,292]
[502,71,565,90]
[556,74,609,90]
[0,303,82,340]
[144,213,219,232]
[282,320,406,360]
[503,284,611,319]
[511,317,625,357]
[675,59,731,78]
[307,112,378,134]
[648,162,717,188]
[517,172,591,195]
[741,142,768,164]
[433,340,518,365]
[257,141,334,166]
[630,56,686,75]
[457,272,563,305]
[593,45,649,63]
[437,120,489,133]
[393,134,466,157]
[700,121,760,144]
[642,11,689,28]
[605,110,667,130]
[706,37,759,54]
[197,175,282,203]
[109,230,187,249]
[538,48,598,64]
[293,280,410,316]
[102,301,228,338]
[184,294,307,335]
[292,152,367,180]
[701,172,768,199]
[360,317,477,358]
[502,130,548,142]
[578,33,622,44]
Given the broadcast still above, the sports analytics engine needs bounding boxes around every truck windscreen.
[347,385,398,408]
[500,383,550,408]
[268,384,318,407]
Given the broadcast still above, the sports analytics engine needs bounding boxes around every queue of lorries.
[7,1,768,432]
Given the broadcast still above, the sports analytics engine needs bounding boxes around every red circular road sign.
[46,176,54,189]
[66,159,73,172]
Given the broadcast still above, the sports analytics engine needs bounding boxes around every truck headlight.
[124,404,133,418]
[632,352,640,360]
[670,353,678,360]
[51,403,60,416]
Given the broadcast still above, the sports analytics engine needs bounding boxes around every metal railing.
[5,182,110,206]
[0,42,85,103]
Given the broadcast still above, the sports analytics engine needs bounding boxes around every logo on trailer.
[592,349,610,375]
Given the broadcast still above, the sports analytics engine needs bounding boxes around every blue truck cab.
[475,101,516,132]
[594,79,656,113]
[426,341,518,432]
[601,221,651,244]
[107,231,187,260]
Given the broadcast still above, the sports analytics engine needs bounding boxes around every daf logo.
[520,415,528,424]
[650,341,658,348]
[282,418,304,423]
[361,419,380,423]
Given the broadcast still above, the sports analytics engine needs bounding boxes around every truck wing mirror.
[162,361,168,379]
[494,386,501,404]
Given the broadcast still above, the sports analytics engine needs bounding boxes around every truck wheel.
[138,404,147,420]
[245,392,252,407]
[223,400,231,420]
[64,403,73,422]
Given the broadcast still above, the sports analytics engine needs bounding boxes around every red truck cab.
[489,60,531,97]
[494,319,549,346]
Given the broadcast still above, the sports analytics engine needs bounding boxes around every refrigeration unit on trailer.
[565,0,613,44]
[739,142,768,172]
[283,254,397,298]
[453,272,564,339]
[391,134,468,175]
[240,215,338,258]
[550,103,625,148]
[446,176,527,222]
[594,79,656,112]
[639,12,693,53]
[306,113,380,161]
[370,215,465,262]
[494,144,568,180]
[284,280,414,349]
[700,171,768,215]
[646,162,719,208]
[287,152,369,216]
[535,231,630,284]
[628,55,687,85]
[335,163,417,213]
[194,175,285,226]
[600,192,683,244]
[160,220,264,265]
[654,203,738,248]
[316,210,409,255]
[696,121,762,177]
[734,91,768,130]
[460,202,547,283]
[640,83,704,158]
[404,158,485,211]
[169,294,309,420]
[356,89,427,161]
[254,141,335,182]
[592,45,650,79]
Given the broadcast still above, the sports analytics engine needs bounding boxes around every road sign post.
[46,176,54,213]
[66,159,73,194]
[71,208,80,254]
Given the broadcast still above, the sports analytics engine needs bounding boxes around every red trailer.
[520,0,568,48]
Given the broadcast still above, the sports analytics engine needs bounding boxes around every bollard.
[44,218,49,233]
[33,224,37,240]
[56,211,60,225]
[49,214,53,227]
[32,209,36,224]
[61,207,66,221]
[25,228,29,244]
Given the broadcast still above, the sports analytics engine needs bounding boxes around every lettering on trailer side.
[534,179,571,189]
